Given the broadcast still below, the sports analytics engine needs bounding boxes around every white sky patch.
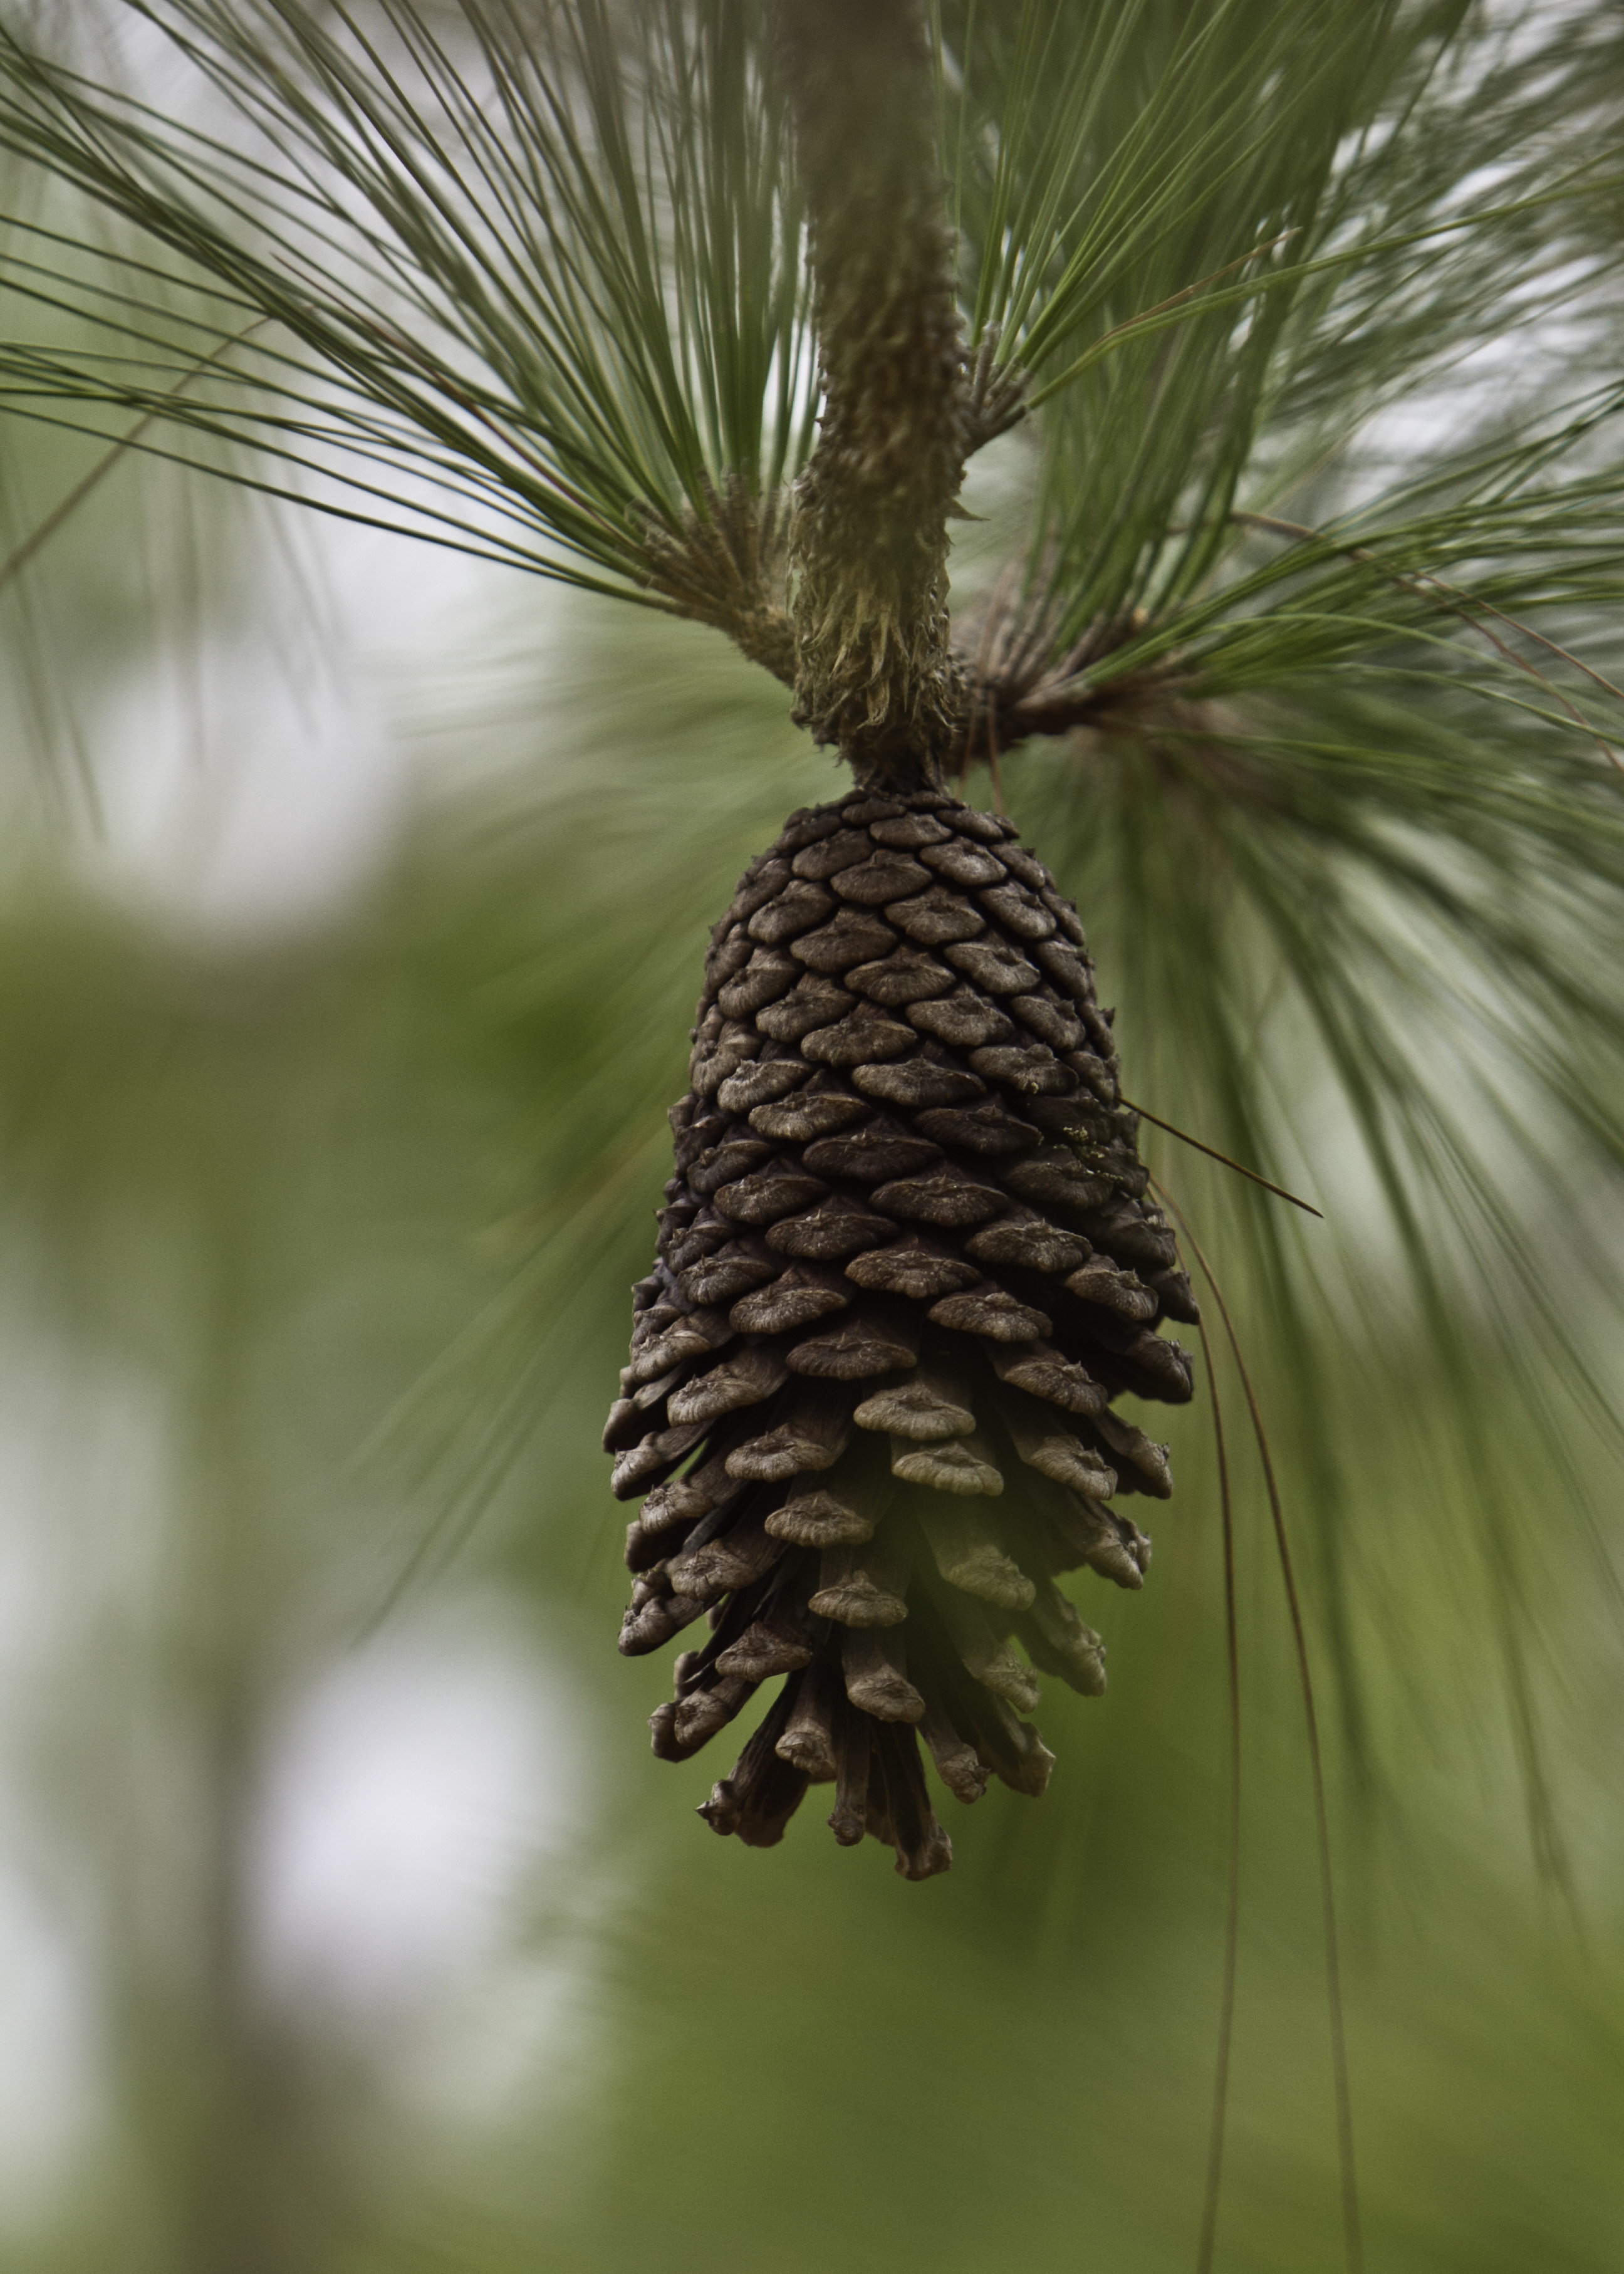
[0,1869,95,2232]
[252,1602,588,2023]
[80,516,519,936]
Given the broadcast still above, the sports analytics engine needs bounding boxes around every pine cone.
[604,787,1199,1878]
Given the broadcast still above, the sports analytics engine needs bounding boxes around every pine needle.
[0,314,266,592]
[1195,1317,1243,2274]
[1159,1178,1364,2274]
[1125,1098,1324,1218]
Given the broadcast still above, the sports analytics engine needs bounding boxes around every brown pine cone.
[603,787,1198,1879]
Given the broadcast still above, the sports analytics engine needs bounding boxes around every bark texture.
[780,0,969,785]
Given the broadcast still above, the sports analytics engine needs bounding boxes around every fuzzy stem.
[779,0,969,791]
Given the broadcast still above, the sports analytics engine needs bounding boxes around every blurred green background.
[0,253,1621,2274]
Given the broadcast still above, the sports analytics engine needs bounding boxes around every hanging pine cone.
[604,786,1199,1878]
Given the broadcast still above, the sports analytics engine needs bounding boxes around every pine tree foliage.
[1,0,1622,1869]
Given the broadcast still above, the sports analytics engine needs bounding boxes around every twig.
[780,0,968,780]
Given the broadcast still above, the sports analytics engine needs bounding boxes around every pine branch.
[779,0,969,786]
[640,476,796,686]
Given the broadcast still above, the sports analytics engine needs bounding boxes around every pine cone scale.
[608,788,1194,1878]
